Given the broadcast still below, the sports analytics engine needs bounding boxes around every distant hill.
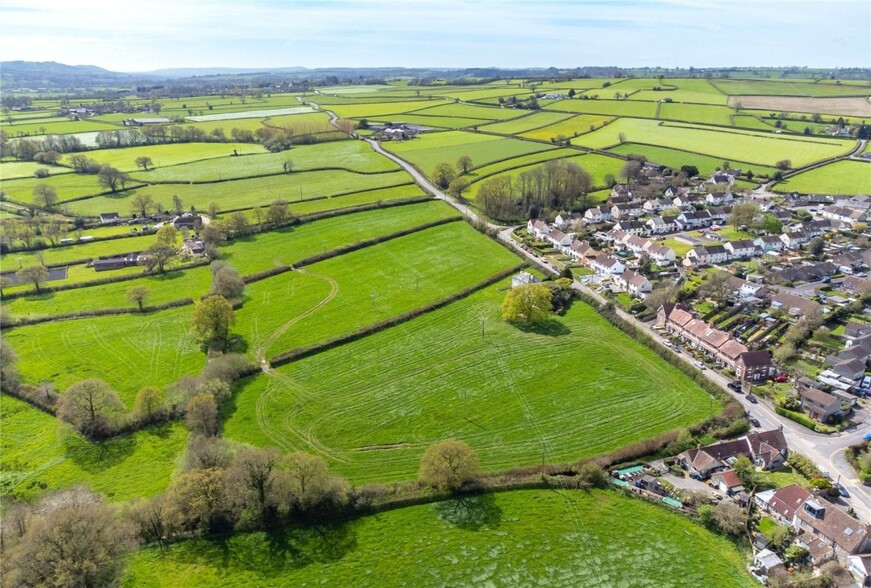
[137,67,309,78]
[0,60,150,89]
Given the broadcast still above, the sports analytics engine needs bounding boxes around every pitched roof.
[797,495,871,554]
[738,350,772,368]
[712,469,743,489]
[719,339,750,361]
[798,386,840,408]
[768,484,811,522]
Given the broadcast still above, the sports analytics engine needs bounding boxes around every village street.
[362,135,871,523]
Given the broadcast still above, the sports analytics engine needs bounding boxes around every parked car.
[821,276,831,284]
[863,433,871,443]
[749,417,761,427]
[663,340,673,348]
[774,374,788,383]
[695,360,706,370]
[728,381,742,392]
[747,395,758,404]
[818,467,830,479]
[835,482,850,498]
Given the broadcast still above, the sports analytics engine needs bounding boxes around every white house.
[646,215,677,234]
[591,255,625,275]
[554,212,582,229]
[527,219,551,240]
[611,203,644,219]
[615,270,652,297]
[724,240,758,259]
[546,228,573,249]
[645,243,677,265]
[780,230,810,250]
[612,220,646,235]
[685,245,730,266]
[643,198,672,213]
[705,192,734,206]
[754,235,784,252]
[584,206,611,223]
[512,271,542,288]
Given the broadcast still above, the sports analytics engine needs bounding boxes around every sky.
[1,0,869,72]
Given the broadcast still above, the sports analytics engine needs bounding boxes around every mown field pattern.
[225,281,714,483]
[124,489,754,588]
[773,160,871,195]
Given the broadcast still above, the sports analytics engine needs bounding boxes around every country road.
[308,99,871,522]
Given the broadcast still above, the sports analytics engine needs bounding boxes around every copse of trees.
[57,379,126,439]
[191,294,236,349]
[502,283,553,325]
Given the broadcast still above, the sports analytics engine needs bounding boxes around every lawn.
[4,306,205,406]
[124,489,754,588]
[772,160,871,195]
[607,143,776,176]
[573,118,852,167]
[60,142,268,173]
[520,114,615,141]
[384,130,555,176]
[65,169,413,217]
[128,140,397,182]
[225,279,716,484]
[0,395,187,502]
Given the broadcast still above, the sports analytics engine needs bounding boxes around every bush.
[788,453,821,479]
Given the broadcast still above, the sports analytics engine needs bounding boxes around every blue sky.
[1,0,869,71]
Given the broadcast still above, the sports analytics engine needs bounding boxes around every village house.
[797,386,845,423]
[755,484,812,527]
[612,220,646,235]
[679,428,788,479]
[623,235,650,256]
[774,262,837,284]
[754,235,785,252]
[780,230,810,250]
[546,228,573,250]
[770,291,823,317]
[644,242,677,265]
[673,194,703,209]
[819,205,867,227]
[591,255,625,275]
[710,469,744,495]
[795,495,871,565]
[645,215,677,234]
[726,276,770,301]
[843,276,871,295]
[735,350,774,382]
[512,271,542,289]
[676,210,713,230]
[724,240,758,259]
[554,212,583,229]
[99,212,121,224]
[706,192,734,206]
[684,244,730,266]
[614,270,652,298]
[583,206,611,224]
[833,251,869,272]
[568,241,599,265]
[611,203,644,219]
[643,198,673,213]
[527,219,552,240]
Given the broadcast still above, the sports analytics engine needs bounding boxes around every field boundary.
[268,263,524,367]
[3,297,194,329]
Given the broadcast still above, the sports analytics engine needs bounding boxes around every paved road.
[348,124,871,522]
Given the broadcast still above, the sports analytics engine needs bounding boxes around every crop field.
[60,142,267,172]
[384,131,555,174]
[520,114,615,141]
[545,99,659,119]
[2,171,142,205]
[1,395,187,502]
[1,118,121,137]
[65,169,413,217]
[607,143,777,177]
[124,489,754,588]
[5,306,204,405]
[468,153,624,197]
[573,118,852,167]
[772,160,871,195]
[712,79,871,97]
[225,280,714,483]
[0,160,73,180]
[730,95,871,118]
[129,140,397,182]
[410,102,526,121]
[186,106,315,122]
[249,221,519,358]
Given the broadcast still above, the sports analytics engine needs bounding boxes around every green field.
[327,99,450,119]
[60,142,267,172]
[712,79,871,97]
[468,153,624,197]
[1,119,121,136]
[225,280,714,483]
[128,141,397,182]
[464,148,578,179]
[478,111,575,135]
[573,118,853,167]
[65,169,413,217]
[0,232,156,268]
[1,172,142,205]
[659,103,736,126]
[124,489,754,587]
[772,160,871,195]
[384,131,555,175]
[520,114,615,141]
[0,160,73,180]
[410,102,526,121]
[1,395,187,502]
[607,143,776,177]
[370,114,494,130]
[545,99,659,118]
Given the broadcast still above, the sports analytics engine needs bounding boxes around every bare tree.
[16,264,49,293]
[185,393,219,436]
[56,379,125,438]
[32,183,59,209]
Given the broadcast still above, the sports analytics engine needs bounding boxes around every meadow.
[123,489,754,587]
[60,142,267,172]
[607,143,777,176]
[573,118,852,167]
[384,131,555,174]
[478,111,575,135]
[659,103,736,126]
[326,99,451,119]
[369,114,493,130]
[1,395,187,502]
[186,106,315,122]
[1,232,157,268]
[468,153,624,197]
[225,280,714,483]
[410,102,526,121]
[772,160,871,195]
[545,99,659,119]
[1,171,142,205]
[0,160,74,180]
[711,79,871,97]
[520,114,616,141]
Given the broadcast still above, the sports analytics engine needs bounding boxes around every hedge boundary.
[3,298,194,329]
[269,263,525,367]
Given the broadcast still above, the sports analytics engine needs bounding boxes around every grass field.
[712,79,871,97]
[327,100,450,119]
[0,161,73,180]
[60,142,268,173]
[1,172,142,205]
[5,306,204,405]
[659,103,736,126]
[1,119,121,136]
[772,160,871,195]
[410,102,526,121]
[573,118,853,167]
[370,114,494,130]
[65,169,412,217]
[1,395,187,502]
[478,111,574,135]
[384,131,555,175]
[468,153,624,197]
[225,280,714,483]
[0,232,156,269]
[187,106,315,122]
[129,141,397,182]
[520,114,615,141]
[124,488,754,588]
[464,148,577,179]
[607,143,777,176]
[545,99,659,118]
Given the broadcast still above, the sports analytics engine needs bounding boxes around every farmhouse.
[170,212,202,230]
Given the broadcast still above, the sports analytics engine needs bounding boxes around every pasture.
[60,142,267,173]
[0,160,73,180]
[573,118,853,167]
[772,160,871,195]
[410,102,526,121]
[465,147,578,179]
[384,131,555,175]
[1,395,187,502]
[659,103,736,126]
[607,143,776,177]
[712,79,871,97]
[123,489,754,587]
[468,153,624,197]
[326,99,450,119]
[478,111,574,135]
[545,99,659,119]
[186,106,315,122]
[225,280,714,483]
[1,172,142,205]
[520,114,615,141]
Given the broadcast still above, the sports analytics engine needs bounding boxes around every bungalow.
[831,358,867,382]
[833,251,868,271]
[735,350,774,382]
[727,276,770,300]
[527,219,552,240]
[512,271,542,289]
[775,262,837,284]
[754,235,784,252]
[591,255,625,275]
[755,483,811,527]
[798,386,845,423]
[795,496,871,564]
[843,276,871,294]
[614,270,652,297]
[679,428,788,479]
[771,292,823,317]
[711,469,744,495]
[612,220,646,235]
[584,206,611,223]
[99,212,121,224]
[724,240,757,259]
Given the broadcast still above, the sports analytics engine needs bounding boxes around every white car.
[663,340,673,348]
[695,360,706,370]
